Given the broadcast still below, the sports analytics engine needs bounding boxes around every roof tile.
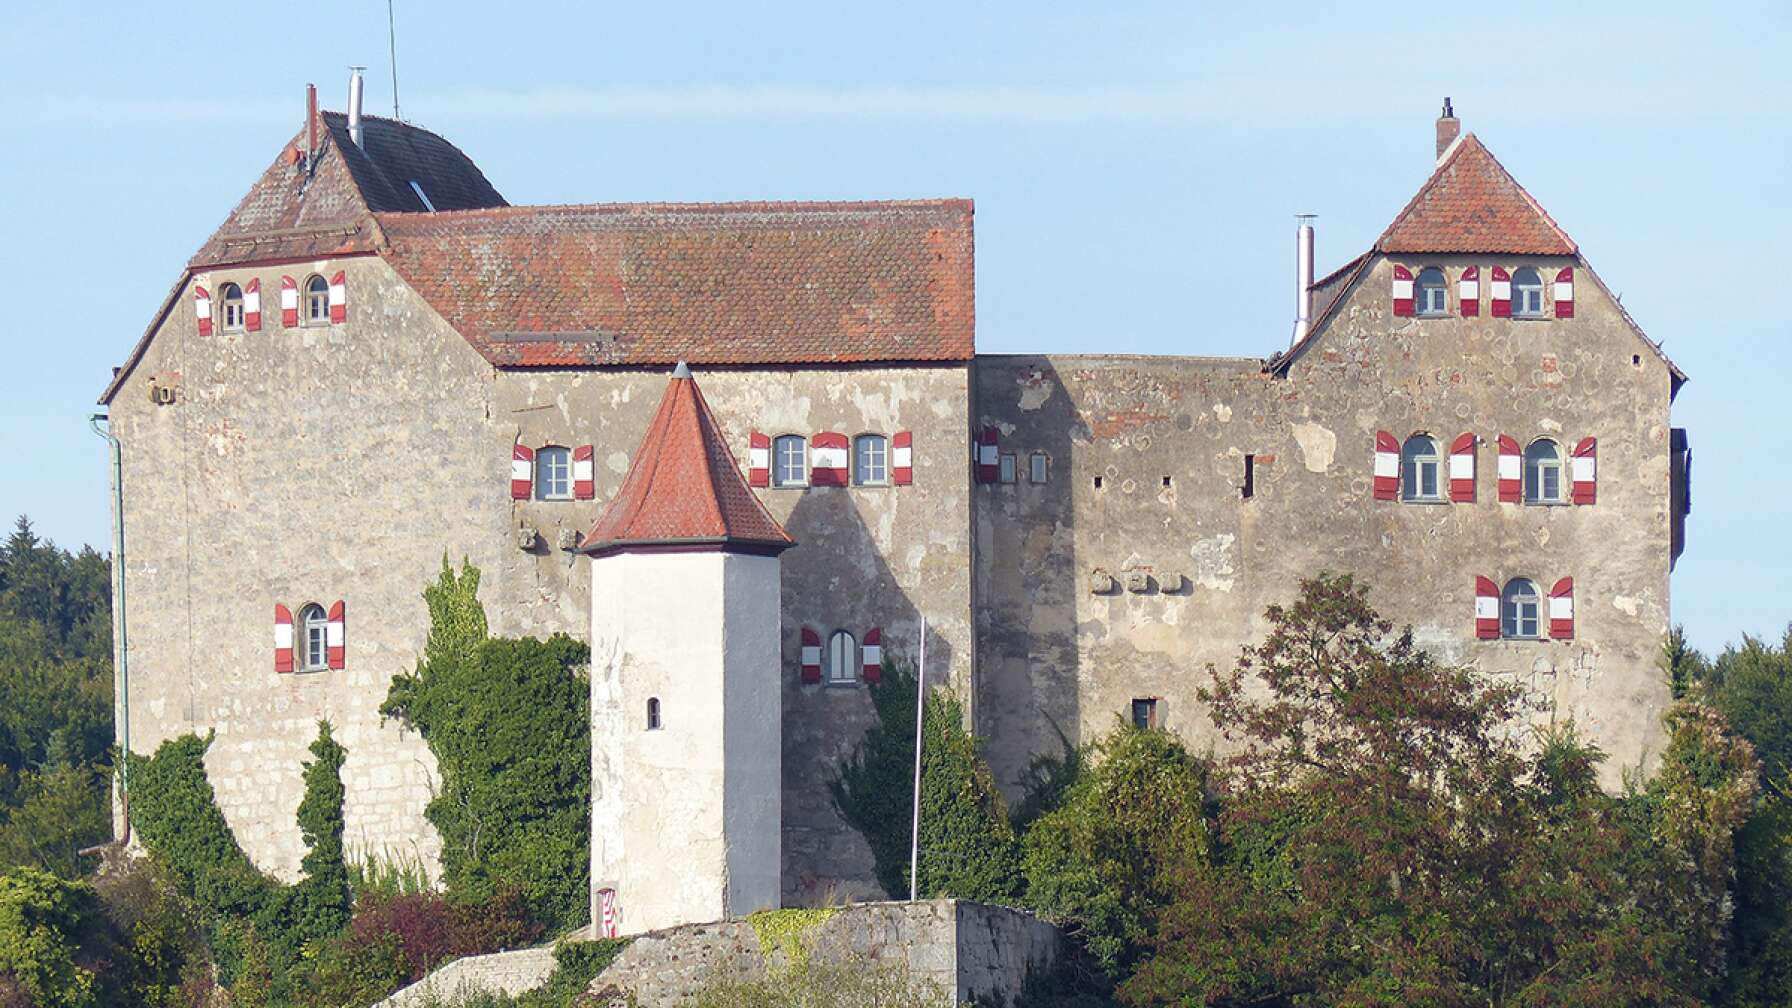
[1375,134,1576,255]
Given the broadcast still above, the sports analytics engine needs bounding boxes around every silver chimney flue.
[1292,215,1315,346]
[347,66,366,149]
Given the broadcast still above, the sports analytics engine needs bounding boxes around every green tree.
[384,561,591,928]
[0,765,109,878]
[0,867,99,1008]
[832,660,1019,903]
[1020,725,1211,977]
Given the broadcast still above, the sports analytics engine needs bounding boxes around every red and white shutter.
[1458,266,1480,317]
[1489,267,1512,318]
[976,425,1000,484]
[1391,264,1415,317]
[194,284,213,336]
[280,276,299,327]
[1496,435,1522,503]
[328,270,347,323]
[511,444,535,500]
[862,627,883,683]
[1571,437,1597,504]
[243,278,263,331]
[598,889,620,938]
[800,628,822,684]
[1448,433,1477,502]
[1554,267,1575,319]
[326,600,346,670]
[811,432,849,486]
[748,432,770,488]
[1373,430,1399,500]
[274,603,295,673]
[573,445,595,500]
[892,431,913,485]
[1474,577,1500,640]
[1549,577,1575,639]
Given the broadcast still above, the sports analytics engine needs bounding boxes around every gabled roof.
[1375,134,1576,256]
[189,110,505,269]
[373,199,975,367]
[578,365,796,558]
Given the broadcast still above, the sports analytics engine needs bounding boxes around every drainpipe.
[87,412,129,848]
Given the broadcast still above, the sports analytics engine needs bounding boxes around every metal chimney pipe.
[347,66,366,149]
[1292,215,1315,345]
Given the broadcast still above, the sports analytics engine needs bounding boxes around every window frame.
[772,435,808,488]
[1029,452,1050,484]
[1400,434,1444,502]
[998,453,1017,484]
[853,434,889,487]
[825,630,857,686]
[1511,267,1546,319]
[535,445,573,501]
[304,274,331,326]
[219,282,246,332]
[298,603,329,672]
[1130,697,1159,730]
[1523,438,1565,504]
[1414,267,1448,317]
[1501,578,1542,640]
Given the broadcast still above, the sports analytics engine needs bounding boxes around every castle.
[100,81,1691,930]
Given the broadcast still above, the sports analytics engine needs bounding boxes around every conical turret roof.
[578,366,795,558]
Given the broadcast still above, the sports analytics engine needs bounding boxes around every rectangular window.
[854,435,888,486]
[1242,454,1255,499]
[536,446,572,500]
[1504,598,1540,639]
[1130,698,1158,730]
[1419,286,1447,315]
[999,454,1016,484]
[773,436,807,487]
[1029,452,1049,484]
[1517,288,1543,317]
[307,623,327,671]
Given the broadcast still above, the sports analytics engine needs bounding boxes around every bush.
[348,891,544,984]
[383,560,591,930]
[0,867,98,1008]
[832,660,1019,903]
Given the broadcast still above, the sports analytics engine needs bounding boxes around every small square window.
[1130,698,1158,730]
[999,454,1016,484]
[1092,475,1104,490]
[1030,453,1049,484]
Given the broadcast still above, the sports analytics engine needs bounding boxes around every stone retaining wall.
[590,899,1059,1006]
[372,945,557,1008]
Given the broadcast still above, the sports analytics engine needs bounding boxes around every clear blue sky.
[0,2,1784,654]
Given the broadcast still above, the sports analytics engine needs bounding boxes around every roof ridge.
[375,197,973,220]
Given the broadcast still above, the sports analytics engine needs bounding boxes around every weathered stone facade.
[103,104,1687,905]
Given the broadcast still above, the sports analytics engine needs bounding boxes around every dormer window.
[304,275,331,325]
[1414,268,1447,316]
[220,283,245,331]
[1512,267,1545,318]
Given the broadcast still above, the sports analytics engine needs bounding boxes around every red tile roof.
[578,366,796,558]
[374,200,975,366]
[1375,134,1576,256]
[190,111,505,269]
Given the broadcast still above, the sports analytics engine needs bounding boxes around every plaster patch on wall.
[1017,371,1055,411]
[1611,594,1641,617]
[1291,422,1336,473]
[1211,402,1232,422]
[1539,417,1562,433]
[1188,534,1236,592]
[607,452,630,474]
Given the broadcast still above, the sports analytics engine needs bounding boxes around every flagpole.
[909,616,926,902]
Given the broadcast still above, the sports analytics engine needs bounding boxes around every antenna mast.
[387,0,401,120]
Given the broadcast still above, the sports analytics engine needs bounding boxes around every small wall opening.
[1130,697,1159,730]
[1242,454,1256,499]
[646,697,662,731]
[1092,475,1104,490]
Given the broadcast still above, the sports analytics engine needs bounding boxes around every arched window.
[646,697,662,731]
[1524,439,1563,503]
[1501,578,1541,639]
[773,435,807,487]
[826,630,856,684]
[304,275,331,325]
[854,434,888,486]
[1512,267,1545,318]
[1415,267,1447,316]
[220,283,245,331]
[1401,434,1442,501]
[298,603,328,671]
[535,446,571,500]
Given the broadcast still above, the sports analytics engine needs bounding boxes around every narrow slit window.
[646,697,662,730]
[1092,475,1104,490]
[1242,454,1255,499]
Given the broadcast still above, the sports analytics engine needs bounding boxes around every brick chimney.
[1436,97,1460,162]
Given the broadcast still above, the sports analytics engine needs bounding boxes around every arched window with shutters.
[1401,434,1442,501]
[825,630,856,685]
[220,283,245,331]
[304,275,331,325]
[1501,578,1541,639]
[298,603,329,671]
[1524,438,1564,503]
[1414,267,1448,316]
[1512,267,1545,318]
